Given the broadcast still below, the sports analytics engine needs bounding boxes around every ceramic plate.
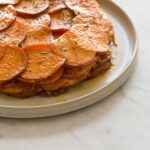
[0,0,138,118]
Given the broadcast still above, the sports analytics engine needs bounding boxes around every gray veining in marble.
[0,0,150,149]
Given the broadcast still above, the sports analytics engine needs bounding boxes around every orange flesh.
[0,5,16,31]
[0,46,27,83]
[53,31,96,67]
[0,18,28,46]
[21,25,52,48]
[48,0,66,14]
[15,0,50,16]
[20,44,65,80]
[50,8,74,32]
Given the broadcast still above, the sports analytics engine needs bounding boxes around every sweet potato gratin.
[0,0,116,97]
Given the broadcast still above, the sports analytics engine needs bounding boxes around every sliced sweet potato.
[18,65,63,84]
[16,14,51,30]
[42,75,86,92]
[42,78,66,92]
[0,18,28,46]
[63,61,96,79]
[21,25,52,48]
[88,56,111,79]
[0,5,16,31]
[48,0,66,14]
[31,14,51,27]
[0,80,42,97]
[40,67,63,85]
[73,14,116,45]
[15,0,50,17]
[0,0,20,5]
[0,46,27,84]
[50,8,74,32]
[20,44,65,81]
[53,31,96,67]
[70,24,110,54]
[0,46,5,60]
[65,0,103,17]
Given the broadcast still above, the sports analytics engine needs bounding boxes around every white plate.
[0,0,138,118]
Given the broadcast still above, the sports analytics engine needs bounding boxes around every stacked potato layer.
[0,0,115,97]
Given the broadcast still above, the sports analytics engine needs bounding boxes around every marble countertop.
[0,0,149,149]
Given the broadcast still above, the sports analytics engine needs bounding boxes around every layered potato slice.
[0,80,42,97]
[40,67,63,85]
[53,24,110,67]
[20,44,65,82]
[52,31,97,67]
[0,17,28,46]
[15,0,50,17]
[17,14,51,28]
[0,46,27,84]
[21,25,53,48]
[31,14,51,27]
[48,0,66,14]
[65,0,103,17]
[0,5,16,31]
[50,8,74,32]
[73,14,116,45]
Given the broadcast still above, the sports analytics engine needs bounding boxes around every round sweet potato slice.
[21,25,52,48]
[20,44,65,81]
[0,5,16,31]
[0,46,27,84]
[53,31,96,67]
[40,67,63,85]
[48,0,66,14]
[0,80,42,97]
[50,8,74,32]
[42,75,86,92]
[15,0,50,17]
[63,62,95,79]
[73,14,116,45]
[65,0,103,17]
[32,14,51,27]
[0,18,28,46]
[70,24,110,54]
[0,0,20,5]
[16,14,51,30]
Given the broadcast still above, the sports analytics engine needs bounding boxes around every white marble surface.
[0,0,149,149]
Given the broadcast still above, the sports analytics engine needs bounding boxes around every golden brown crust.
[0,80,42,97]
